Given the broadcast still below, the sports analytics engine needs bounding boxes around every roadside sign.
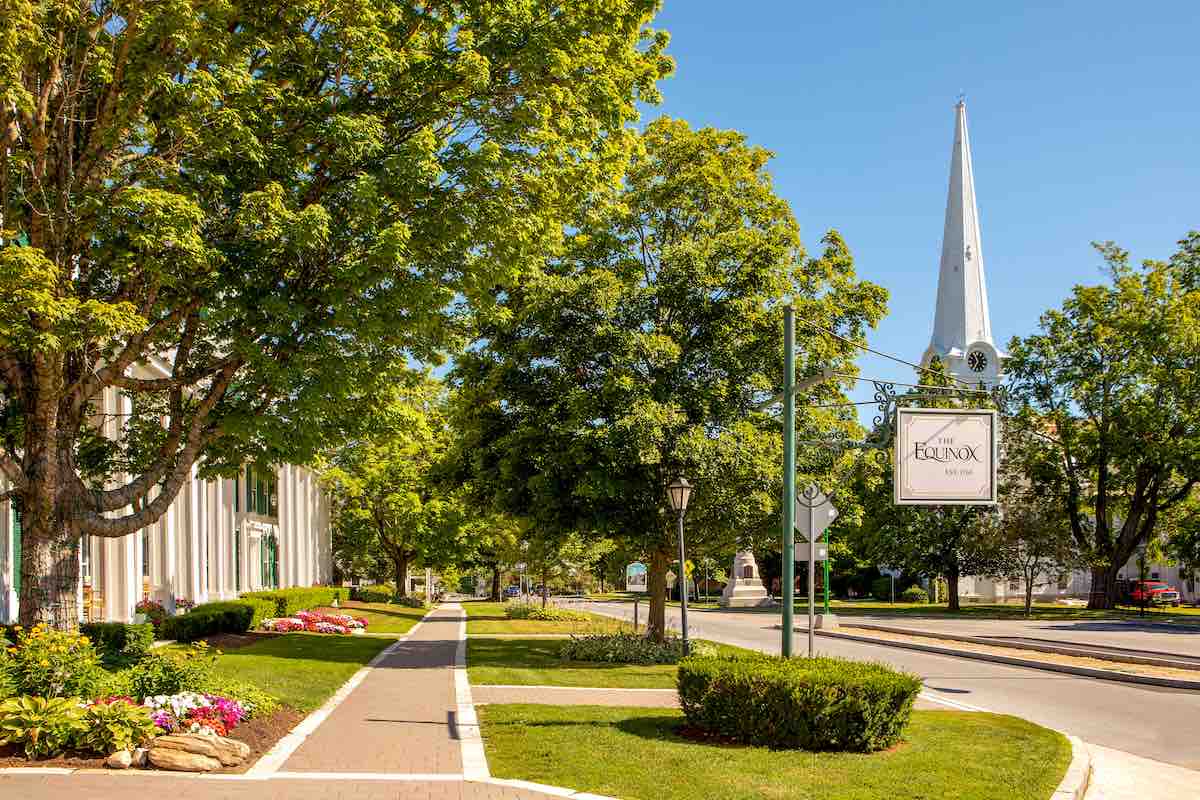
[625,561,648,593]
[894,408,998,505]
[795,486,837,541]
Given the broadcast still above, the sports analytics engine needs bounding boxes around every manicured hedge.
[677,654,921,752]
[240,586,349,617]
[160,601,260,642]
[901,585,930,603]
[79,622,155,663]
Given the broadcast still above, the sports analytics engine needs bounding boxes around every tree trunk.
[1024,570,1034,618]
[392,551,409,598]
[645,546,670,642]
[490,565,501,601]
[946,564,961,612]
[541,566,548,608]
[17,517,81,629]
[1087,564,1118,610]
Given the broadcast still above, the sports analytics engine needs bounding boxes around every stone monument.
[719,550,772,608]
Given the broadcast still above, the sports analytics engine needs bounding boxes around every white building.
[921,100,1199,605]
[0,360,333,624]
[921,99,1004,389]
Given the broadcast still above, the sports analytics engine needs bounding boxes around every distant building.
[1,358,332,623]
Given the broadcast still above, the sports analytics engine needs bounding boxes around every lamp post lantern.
[667,476,693,655]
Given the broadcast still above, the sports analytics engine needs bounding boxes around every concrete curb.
[819,629,1200,690]
[1052,735,1092,800]
[841,621,1200,671]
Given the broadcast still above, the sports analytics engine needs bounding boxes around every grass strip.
[480,704,1071,800]
[208,632,392,712]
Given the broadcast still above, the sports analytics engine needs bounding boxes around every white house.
[0,359,333,624]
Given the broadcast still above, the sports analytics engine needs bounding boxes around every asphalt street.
[572,599,1200,770]
[842,613,1200,659]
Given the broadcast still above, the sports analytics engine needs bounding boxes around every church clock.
[967,350,988,373]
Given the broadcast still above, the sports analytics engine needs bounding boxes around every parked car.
[504,585,521,598]
[1129,580,1182,607]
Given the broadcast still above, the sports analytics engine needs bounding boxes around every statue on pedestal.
[719,550,772,608]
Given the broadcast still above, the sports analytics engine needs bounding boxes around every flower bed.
[143,692,249,737]
[260,610,368,635]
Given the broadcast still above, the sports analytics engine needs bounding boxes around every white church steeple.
[922,99,1002,387]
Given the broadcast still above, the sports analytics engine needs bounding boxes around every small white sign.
[625,561,648,593]
[894,408,997,505]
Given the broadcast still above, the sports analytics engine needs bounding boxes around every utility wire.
[795,317,984,390]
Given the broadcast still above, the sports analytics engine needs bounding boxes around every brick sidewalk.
[282,603,465,774]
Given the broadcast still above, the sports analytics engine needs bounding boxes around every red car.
[1129,580,1182,606]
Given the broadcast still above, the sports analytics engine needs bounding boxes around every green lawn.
[462,600,633,635]
[480,705,1071,800]
[208,632,392,711]
[467,636,752,689]
[312,601,427,634]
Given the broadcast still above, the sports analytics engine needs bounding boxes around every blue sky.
[648,1,1199,420]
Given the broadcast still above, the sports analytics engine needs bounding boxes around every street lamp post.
[667,476,694,655]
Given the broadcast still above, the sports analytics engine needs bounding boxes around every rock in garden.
[147,747,221,772]
[105,750,132,769]
[151,733,250,767]
[208,735,251,766]
[153,734,220,758]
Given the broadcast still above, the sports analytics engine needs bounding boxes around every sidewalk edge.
[1052,735,1092,800]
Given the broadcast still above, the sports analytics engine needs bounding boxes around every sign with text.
[625,561,648,593]
[894,408,997,505]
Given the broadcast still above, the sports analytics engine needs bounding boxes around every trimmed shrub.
[160,600,271,642]
[901,585,930,604]
[504,603,588,621]
[241,586,349,616]
[393,595,428,608]
[677,654,921,752]
[560,632,717,665]
[80,622,155,665]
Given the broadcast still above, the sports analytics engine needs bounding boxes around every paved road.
[571,600,1200,770]
[842,613,1200,659]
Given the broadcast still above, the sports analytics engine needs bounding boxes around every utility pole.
[782,305,796,657]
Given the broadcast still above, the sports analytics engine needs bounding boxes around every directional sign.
[795,484,838,541]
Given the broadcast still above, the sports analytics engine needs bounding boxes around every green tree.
[0,2,670,625]
[321,378,464,597]
[451,117,887,639]
[1003,234,1200,608]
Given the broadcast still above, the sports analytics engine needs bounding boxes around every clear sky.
[648,1,1199,421]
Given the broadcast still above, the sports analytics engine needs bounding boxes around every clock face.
[967,350,988,373]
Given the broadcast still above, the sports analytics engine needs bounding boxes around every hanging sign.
[894,408,997,505]
[625,561,648,593]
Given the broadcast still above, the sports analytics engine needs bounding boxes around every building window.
[234,529,241,592]
[234,476,240,513]
[141,530,151,578]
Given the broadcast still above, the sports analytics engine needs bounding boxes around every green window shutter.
[234,477,240,513]
[12,509,21,596]
[246,467,254,509]
[234,530,241,592]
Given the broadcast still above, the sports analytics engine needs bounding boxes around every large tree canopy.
[1003,233,1200,608]
[0,1,671,624]
[321,377,462,597]
[450,117,887,638]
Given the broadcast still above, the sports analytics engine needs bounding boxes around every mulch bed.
[198,630,281,651]
[0,706,306,773]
